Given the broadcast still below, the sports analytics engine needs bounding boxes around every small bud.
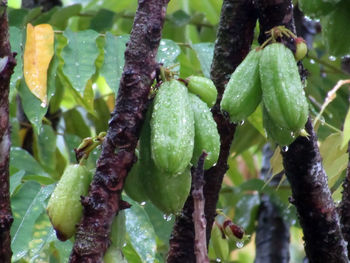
[294,37,308,61]
[223,219,244,241]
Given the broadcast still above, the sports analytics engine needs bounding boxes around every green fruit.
[103,246,127,263]
[151,79,194,174]
[124,161,148,203]
[187,76,218,108]
[298,0,337,17]
[140,110,191,215]
[260,43,308,132]
[263,106,296,146]
[189,93,220,169]
[220,49,262,123]
[110,211,126,248]
[47,164,92,241]
[294,37,308,61]
[143,165,192,215]
[211,223,229,261]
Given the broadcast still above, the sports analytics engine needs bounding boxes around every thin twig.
[192,152,209,263]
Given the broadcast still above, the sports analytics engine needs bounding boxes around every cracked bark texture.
[255,144,290,263]
[255,1,348,262]
[167,1,257,262]
[339,141,350,258]
[69,0,168,262]
[0,3,16,263]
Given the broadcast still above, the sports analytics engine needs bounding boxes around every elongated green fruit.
[151,79,194,174]
[260,43,308,131]
[262,106,296,146]
[189,93,220,169]
[110,211,126,248]
[103,246,127,263]
[220,49,262,123]
[143,165,191,215]
[187,76,218,108]
[124,161,148,203]
[140,110,191,215]
[47,164,92,241]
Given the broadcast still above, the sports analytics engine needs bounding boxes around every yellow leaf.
[23,23,54,106]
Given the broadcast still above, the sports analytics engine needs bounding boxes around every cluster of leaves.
[6,0,350,262]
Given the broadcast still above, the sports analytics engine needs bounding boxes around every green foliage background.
[6,0,350,262]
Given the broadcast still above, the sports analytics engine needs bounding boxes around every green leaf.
[144,202,174,244]
[61,29,99,95]
[64,133,82,163]
[27,215,56,263]
[17,79,48,134]
[342,107,350,148]
[321,1,350,56]
[88,96,110,134]
[33,125,57,176]
[123,241,142,263]
[190,0,220,24]
[247,105,266,138]
[10,147,53,184]
[49,4,82,30]
[192,43,214,78]
[234,194,260,234]
[10,170,25,197]
[320,133,348,180]
[168,10,191,27]
[63,108,91,138]
[9,26,23,100]
[11,182,55,261]
[100,33,129,94]
[90,9,115,32]
[8,8,29,27]
[124,196,157,263]
[157,39,181,69]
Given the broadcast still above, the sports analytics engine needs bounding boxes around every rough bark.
[255,144,290,263]
[339,141,350,258]
[22,0,62,11]
[192,153,209,263]
[256,1,348,262]
[167,1,257,262]
[69,1,168,262]
[0,3,16,263]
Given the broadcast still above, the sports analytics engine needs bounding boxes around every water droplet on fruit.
[163,214,172,221]
[282,146,289,152]
[236,241,244,248]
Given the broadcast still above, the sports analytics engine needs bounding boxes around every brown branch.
[0,3,16,263]
[339,141,350,258]
[167,1,257,262]
[255,1,348,262]
[69,0,169,262]
[192,152,209,263]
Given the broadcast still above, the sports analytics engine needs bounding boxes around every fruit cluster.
[221,27,309,146]
[125,77,221,214]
